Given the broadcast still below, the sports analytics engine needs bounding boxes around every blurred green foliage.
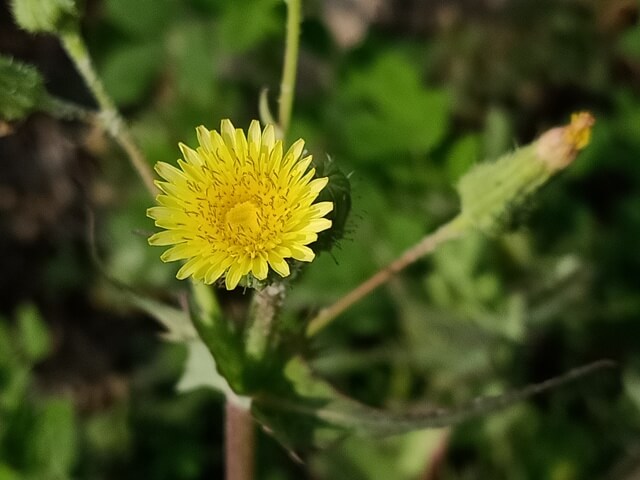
[0,305,77,480]
[2,0,640,478]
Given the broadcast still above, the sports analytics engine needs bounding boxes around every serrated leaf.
[189,282,247,394]
[0,56,47,121]
[253,357,613,452]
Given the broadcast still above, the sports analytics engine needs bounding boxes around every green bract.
[10,0,77,34]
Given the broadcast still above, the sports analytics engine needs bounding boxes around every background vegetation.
[1,0,640,478]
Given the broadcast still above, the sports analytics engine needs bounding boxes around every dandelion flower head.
[147,120,333,290]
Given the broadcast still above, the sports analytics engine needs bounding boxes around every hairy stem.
[58,29,158,196]
[278,0,302,138]
[225,401,255,480]
[246,283,286,360]
[306,215,470,337]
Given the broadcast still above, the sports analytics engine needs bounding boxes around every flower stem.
[58,28,158,197]
[225,401,255,480]
[306,215,471,337]
[41,95,96,123]
[278,0,302,138]
[246,283,286,360]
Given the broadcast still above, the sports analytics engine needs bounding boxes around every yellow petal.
[155,162,186,183]
[148,230,187,246]
[177,257,204,280]
[268,253,290,277]
[225,264,244,290]
[220,119,236,152]
[310,201,333,218]
[290,245,315,262]
[161,243,197,262]
[306,218,332,233]
[261,124,275,151]
[248,120,262,160]
[179,143,203,166]
[234,128,248,162]
[196,125,214,152]
[252,256,268,280]
[306,177,329,196]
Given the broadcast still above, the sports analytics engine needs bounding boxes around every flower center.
[225,201,260,234]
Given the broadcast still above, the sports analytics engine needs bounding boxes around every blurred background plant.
[0,0,640,479]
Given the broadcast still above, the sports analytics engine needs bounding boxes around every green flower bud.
[311,154,352,252]
[0,55,47,121]
[10,0,77,34]
[457,112,595,234]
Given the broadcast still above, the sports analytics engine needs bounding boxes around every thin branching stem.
[59,29,158,197]
[278,0,301,138]
[306,215,471,337]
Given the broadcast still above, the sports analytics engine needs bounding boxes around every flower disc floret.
[147,120,333,290]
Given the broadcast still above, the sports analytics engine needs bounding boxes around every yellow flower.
[147,120,333,290]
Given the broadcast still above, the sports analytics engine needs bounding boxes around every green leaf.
[310,430,447,480]
[100,42,164,105]
[617,24,640,60]
[171,20,217,106]
[16,304,50,363]
[189,282,247,394]
[338,51,450,161]
[104,0,176,38]
[176,340,236,396]
[10,0,77,34]
[128,294,196,342]
[215,0,280,54]
[0,464,20,480]
[27,399,77,477]
[253,357,613,452]
[0,56,47,121]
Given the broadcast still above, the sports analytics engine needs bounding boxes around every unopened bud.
[457,112,595,234]
[10,0,77,34]
[536,112,595,172]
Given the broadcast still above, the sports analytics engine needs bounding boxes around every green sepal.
[457,145,551,235]
[311,154,352,252]
[10,0,78,34]
[0,56,47,121]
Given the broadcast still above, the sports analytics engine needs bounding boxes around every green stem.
[58,28,158,197]
[246,283,285,360]
[41,95,96,123]
[306,215,471,337]
[277,0,302,138]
